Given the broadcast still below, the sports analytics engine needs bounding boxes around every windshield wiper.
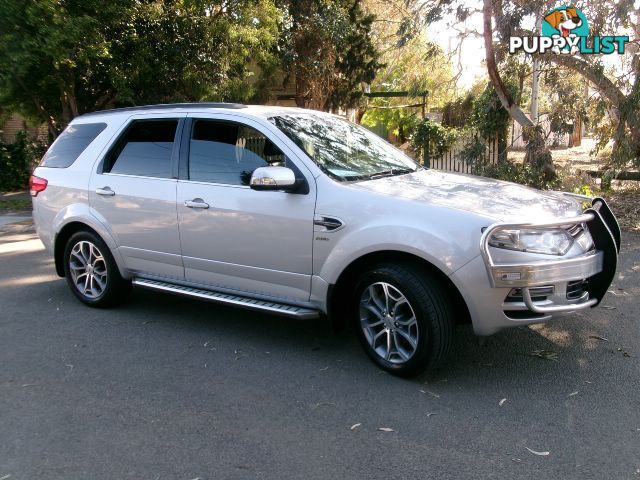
[367,168,416,180]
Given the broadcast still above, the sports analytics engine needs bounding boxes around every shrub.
[475,160,562,191]
[0,131,47,191]
[410,119,459,160]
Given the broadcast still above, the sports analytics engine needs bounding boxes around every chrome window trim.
[101,172,177,182]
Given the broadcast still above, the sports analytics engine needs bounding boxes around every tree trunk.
[482,0,533,128]
[530,12,543,124]
[483,0,556,178]
[13,74,58,138]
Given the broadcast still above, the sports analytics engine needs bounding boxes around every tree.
[360,0,455,138]
[401,0,640,168]
[277,0,381,110]
[0,0,281,137]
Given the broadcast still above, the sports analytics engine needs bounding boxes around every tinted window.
[189,120,285,185]
[40,123,106,168]
[106,120,177,178]
[270,114,419,182]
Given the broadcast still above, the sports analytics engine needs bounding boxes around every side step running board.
[132,278,320,319]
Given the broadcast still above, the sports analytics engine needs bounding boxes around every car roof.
[74,103,331,123]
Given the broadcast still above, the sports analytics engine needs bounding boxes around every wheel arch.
[54,221,126,278]
[327,250,471,329]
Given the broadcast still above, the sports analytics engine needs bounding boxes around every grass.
[0,198,32,211]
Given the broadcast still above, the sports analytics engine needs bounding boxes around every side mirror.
[250,166,300,192]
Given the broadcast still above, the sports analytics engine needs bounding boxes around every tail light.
[29,175,48,197]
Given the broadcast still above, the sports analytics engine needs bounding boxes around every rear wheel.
[63,231,131,307]
[353,263,453,377]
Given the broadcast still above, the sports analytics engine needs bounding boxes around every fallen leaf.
[419,389,440,398]
[531,350,559,361]
[499,398,507,406]
[310,402,336,410]
[525,447,550,456]
[377,427,395,432]
[568,391,579,397]
[589,335,608,341]
[350,423,362,431]
[607,290,629,296]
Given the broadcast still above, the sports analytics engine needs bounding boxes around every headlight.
[489,228,574,255]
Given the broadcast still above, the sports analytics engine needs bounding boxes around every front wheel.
[63,231,131,307]
[353,263,453,377]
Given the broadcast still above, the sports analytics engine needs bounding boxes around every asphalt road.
[1,225,639,480]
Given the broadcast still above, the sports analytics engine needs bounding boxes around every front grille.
[505,286,554,303]
[567,279,588,300]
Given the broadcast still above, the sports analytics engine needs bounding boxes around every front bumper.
[462,197,620,331]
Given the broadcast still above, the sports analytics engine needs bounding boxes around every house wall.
[1,113,48,144]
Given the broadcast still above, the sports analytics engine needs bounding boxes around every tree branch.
[538,54,624,110]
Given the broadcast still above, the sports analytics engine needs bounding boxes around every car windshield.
[270,113,421,182]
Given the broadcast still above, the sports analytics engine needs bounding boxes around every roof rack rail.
[79,102,247,117]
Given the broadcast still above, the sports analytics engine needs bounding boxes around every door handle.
[96,187,115,196]
[184,199,209,209]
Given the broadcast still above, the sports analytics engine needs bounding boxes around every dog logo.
[542,6,588,53]
[509,5,628,55]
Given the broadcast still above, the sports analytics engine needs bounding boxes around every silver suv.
[31,103,620,376]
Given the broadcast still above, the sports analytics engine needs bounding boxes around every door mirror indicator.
[250,166,301,192]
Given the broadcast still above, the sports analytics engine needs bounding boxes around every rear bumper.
[455,197,620,335]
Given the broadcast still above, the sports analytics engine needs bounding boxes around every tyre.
[63,230,131,307]
[353,263,453,377]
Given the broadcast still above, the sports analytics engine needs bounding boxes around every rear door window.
[104,120,178,178]
[40,123,107,168]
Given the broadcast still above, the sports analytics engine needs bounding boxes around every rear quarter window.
[40,123,107,168]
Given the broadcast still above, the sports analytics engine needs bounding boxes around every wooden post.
[423,135,430,168]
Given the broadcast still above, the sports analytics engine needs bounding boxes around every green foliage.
[0,131,46,191]
[278,0,381,109]
[410,119,459,158]
[540,69,588,146]
[361,108,419,143]
[441,94,474,128]
[0,0,281,133]
[470,82,516,141]
[457,132,485,165]
[475,160,562,191]
[574,184,594,197]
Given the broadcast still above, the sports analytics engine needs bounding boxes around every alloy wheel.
[359,282,419,364]
[68,240,108,299]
